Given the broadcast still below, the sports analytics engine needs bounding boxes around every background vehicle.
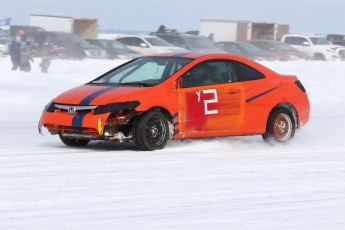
[25,31,107,59]
[281,33,345,60]
[114,34,187,55]
[214,41,280,61]
[0,25,45,40]
[38,53,310,151]
[0,38,9,57]
[0,28,9,38]
[152,32,224,52]
[86,38,141,59]
[9,25,45,38]
[249,40,310,61]
[326,33,345,46]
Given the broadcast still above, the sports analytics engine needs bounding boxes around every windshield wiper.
[119,82,152,87]
[88,82,119,86]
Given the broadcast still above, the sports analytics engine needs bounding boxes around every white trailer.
[199,18,289,42]
[30,14,98,39]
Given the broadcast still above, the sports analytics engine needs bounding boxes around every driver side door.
[177,60,245,134]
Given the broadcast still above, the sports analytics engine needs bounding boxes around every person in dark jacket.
[20,40,33,72]
[9,35,22,70]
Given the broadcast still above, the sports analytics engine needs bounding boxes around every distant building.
[199,18,289,42]
[30,14,98,39]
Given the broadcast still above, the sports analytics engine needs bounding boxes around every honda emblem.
[68,107,76,115]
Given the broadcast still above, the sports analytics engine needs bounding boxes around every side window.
[116,37,132,46]
[284,37,307,46]
[214,43,224,49]
[295,37,308,45]
[284,37,294,45]
[160,36,174,44]
[226,44,240,54]
[176,37,188,49]
[237,62,265,81]
[46,34,57,45]
[181,61,235,88]
[132,37,145,47]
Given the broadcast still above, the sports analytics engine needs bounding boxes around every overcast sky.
[1,0,344,35]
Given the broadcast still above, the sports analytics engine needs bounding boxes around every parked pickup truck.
[281,33,345,61]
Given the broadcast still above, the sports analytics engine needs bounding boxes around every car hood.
[53,84,149,106]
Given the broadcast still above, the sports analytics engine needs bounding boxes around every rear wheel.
[262,108,295,143]
[58,133,90,146]
[313,53,326,61]
[132,110,169,151]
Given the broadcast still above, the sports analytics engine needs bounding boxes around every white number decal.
[202,89,218,115]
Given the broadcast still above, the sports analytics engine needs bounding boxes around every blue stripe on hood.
[72,87,115,127]
[79,87,114,106]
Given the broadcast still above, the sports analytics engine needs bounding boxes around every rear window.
[237,62,265,81]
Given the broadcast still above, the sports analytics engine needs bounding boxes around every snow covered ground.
[1,56,345,230]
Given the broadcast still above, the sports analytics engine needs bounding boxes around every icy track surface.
[1,57,345,230]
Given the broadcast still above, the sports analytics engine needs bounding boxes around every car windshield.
[55,33,89,45]
[276,42,297,51]
[184,37,215,49]
[145,37,171,46]
[89,57,192,86]
[309,37,332,45]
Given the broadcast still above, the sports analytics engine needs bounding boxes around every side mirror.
[140,43,148,48]
[302,41,310,46]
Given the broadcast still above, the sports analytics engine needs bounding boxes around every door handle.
[229,88,240,94]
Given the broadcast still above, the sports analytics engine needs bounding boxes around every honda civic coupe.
[38,53,310,150]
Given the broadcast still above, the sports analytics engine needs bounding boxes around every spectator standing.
[9,35,22,70]
[9,29,26,70]
[40,43,51,73]
[20,40,33,72]
[208,33,215,42]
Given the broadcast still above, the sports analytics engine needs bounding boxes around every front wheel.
[132,110,169,151]
[59,133,90,146]
[262,108,295,143]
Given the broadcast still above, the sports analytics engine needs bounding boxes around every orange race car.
[38,53,310,150]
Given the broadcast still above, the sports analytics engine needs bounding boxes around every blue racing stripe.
[72,111,87,127]
[72,87,115,127]
[79,87,114,106]
[246,86,280,103]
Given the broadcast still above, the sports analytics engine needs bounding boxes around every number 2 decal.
[196,89,218,115]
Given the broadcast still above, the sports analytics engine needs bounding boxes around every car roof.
[250,40,282,44]
[283,33,323,38]
[327,33,345,36]
[154,32,207,38]
[26,31,74,35]
[115,34,160,39]
[147,52,241,59]
[86,38,117,41]
[214,41,247,45]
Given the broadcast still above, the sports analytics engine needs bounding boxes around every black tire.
[58,133,90,146]
[262,108,295,143]
[132,110,169,151]
[313,53,326,61]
